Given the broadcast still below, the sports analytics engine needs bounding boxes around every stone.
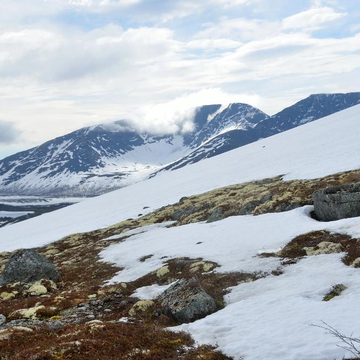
[10,305,46,319]
[238,200,261,215]
[156,266,169,278]
[159,278,217,323]
[313,183,360,221]
[0,249,59,285]
[25,282,48,296]
[206,207,225,223]
[171,206,202,221]
[351,257,360,267]
[0,291,16,300]
[304,241,343,256]
[0,314,6,326]
[129,300,154,316]
[189,261,215,273]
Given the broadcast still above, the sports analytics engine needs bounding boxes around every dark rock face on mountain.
[0,103,266,196]
[0,249,60,285]
[313,183,360,221]
[256,92,360,136]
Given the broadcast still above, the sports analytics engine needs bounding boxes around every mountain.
[256,92,360,135]
[156,92,360,172]
[0,103,267,196]
[1,105,360,359]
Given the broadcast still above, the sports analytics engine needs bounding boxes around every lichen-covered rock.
[189,261,215,273]
[313,183,360,221]
[304,241,343,256]
[156,266,169,278]
[10,305,46,319]
[159,278,217,323]
[25,282,48,296]
[0,291,16,300]
[129,300,155,316]
[0,249,60,285]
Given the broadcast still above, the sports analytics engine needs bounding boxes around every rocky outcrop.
[159,278,217,323]
[0,249,60,285]
[313,183,360,221]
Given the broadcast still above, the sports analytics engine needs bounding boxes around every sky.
[0,0,359,159]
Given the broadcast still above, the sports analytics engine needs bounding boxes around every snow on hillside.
[1,104,360,359]
[101,209,360,360]
[0,104,359,251]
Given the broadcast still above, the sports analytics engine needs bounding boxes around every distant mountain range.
[0,92,359,196]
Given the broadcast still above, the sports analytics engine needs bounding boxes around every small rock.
[238,201,260,215]
[129,300,154,317]
[48,320,65,331]
[0,314,6,326]
[207,208,225,223]
[25,282,48,296]
[0,249,59,285]
[159,278,217,323]
[156,265,170,278]
[304,241,343,256]
[0,291,16,300]
[10,305,46,319]
[171,206,202,221]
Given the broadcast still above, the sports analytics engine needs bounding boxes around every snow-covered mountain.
[1,105,360,360]
[0,92,359,197]
[157,92,360,172]
[0,103,267,196]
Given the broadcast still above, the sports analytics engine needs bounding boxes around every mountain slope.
[0,103,267,196]
[1,103,359,250]
[1,105,360,360]
[157,92,360,172]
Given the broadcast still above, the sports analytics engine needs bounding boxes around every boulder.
[0,249,60,285]
[159,278,217,323]
[313,183,360,221]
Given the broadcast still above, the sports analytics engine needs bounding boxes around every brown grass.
[0,321,232,360]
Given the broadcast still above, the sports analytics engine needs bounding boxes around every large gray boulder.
[313,183,360,221]
[0,249,60,285]
[159,278,217,323]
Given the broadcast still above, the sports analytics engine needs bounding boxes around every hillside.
[0,105,360,359]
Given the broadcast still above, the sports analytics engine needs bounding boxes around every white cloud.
[130,88,262,135]
[0,120,19,144]
[282,7,346,31]
[195,17,280,42]
[0,1,358,156]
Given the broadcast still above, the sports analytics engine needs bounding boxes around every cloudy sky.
[0,0,359,159]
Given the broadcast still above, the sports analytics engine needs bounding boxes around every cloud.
[282,7,346,31]
[0,120,18,144]
[127,88,262,135]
